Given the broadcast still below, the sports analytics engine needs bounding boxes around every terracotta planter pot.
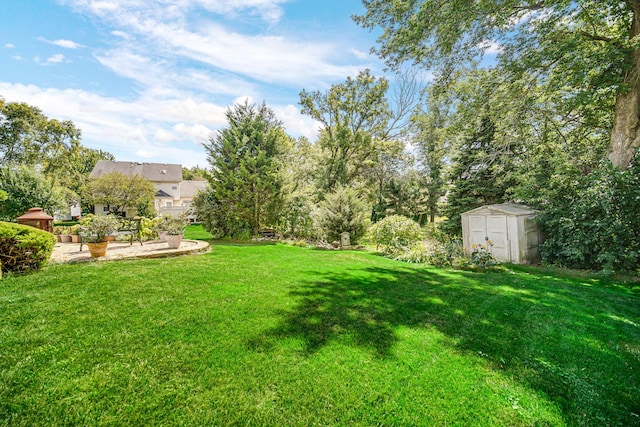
[59,235,72,243]
[165,234,183,249]
[86,241,109,258]
[71,235,81,243]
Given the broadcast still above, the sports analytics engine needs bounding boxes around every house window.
[172,185,178,190]
[103,205,110,212]
[166,201,172,208]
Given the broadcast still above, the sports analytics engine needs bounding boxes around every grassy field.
[1,243,639,426]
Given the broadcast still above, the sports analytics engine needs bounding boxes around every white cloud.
[0,82,224,166]
[64,0,363,88]
[47,54,66,63]
[196,0,289,24]
[350,48,369,60]
[4,43,14,48]
[95,49,254,97]
[111,30,129,39]
[1,1,381,166]
[39,37,84,49]
[274,104,321,140]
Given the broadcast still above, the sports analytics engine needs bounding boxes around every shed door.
[467,215,510,262]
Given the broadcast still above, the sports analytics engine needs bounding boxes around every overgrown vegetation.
[540,159,640,272]
[1,244,638,425]
[365,214,423,254]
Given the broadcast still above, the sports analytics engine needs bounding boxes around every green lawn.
[183,223,213,240]
[1,244,638,426]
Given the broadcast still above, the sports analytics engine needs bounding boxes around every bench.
[79,217,143,251]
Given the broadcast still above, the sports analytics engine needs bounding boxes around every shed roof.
[462,203,536,216]
[90,160,182,183]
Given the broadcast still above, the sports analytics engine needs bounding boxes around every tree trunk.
[609,2,640,169]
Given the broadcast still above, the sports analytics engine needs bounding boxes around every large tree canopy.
[0,98,82,174]
[355,0,640,169]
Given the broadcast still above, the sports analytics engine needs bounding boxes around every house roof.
[462,203,536,216]
[180,180,208,198]
[155,189,173,198]
[90,160,182,183]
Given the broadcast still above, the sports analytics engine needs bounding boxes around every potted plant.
[54,226,72,242]
[70,225,82,243]
[79,215,120,257]
[160,215,186,249]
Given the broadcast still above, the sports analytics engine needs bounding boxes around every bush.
[539,160,640,272]
[0,221,56,274]
[365,215,424,255]
[315,186,369,244]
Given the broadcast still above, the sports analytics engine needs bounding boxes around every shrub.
[315,186,369,244]
[425,233,467,268]
[280,193,315,239]
[539,160,640,272]
[392,242,432,263]
[365,215,424,255]
[0,221,56,274]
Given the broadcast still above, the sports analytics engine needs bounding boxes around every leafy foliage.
[0,164,68,221]
[84,171,156,216]
[200,101,286,237]
[0,221,56,274]
[365,215,423,255]
[300,69,393,192]
[539,160,640,272]
[354,0,639,168]
[316,185,369,244]
[78,214,120,243]
[441,116,516,236]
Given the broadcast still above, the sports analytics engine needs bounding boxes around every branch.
[514,1,545,12]
[579,31,616,44]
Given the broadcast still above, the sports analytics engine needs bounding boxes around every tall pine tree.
[441,116,516,235]
[201,100,286,237]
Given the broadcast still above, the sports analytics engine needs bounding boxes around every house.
[89,160,207,218]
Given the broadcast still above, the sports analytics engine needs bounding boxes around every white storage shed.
[461,203,542,264]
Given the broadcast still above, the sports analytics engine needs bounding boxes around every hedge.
[0,221,56,275]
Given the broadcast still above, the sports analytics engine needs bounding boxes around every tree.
[0,98,114,210]
[412,98,449,223]
[0,98,82,175]
[354,1,640,169]
[441,116,517,235]
[0,164,68,220]
[182,165,210,181]
[201,101,286,236]
[316,185,370,244]
[85,172,156,216]
[299,69,394,192]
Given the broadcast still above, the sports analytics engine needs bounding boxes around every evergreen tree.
[441,116,516,235]
[200,101,286,237]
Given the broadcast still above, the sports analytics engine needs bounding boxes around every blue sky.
[0,0,387,167]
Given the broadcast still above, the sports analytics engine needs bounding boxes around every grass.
[1,244,639,426]
[183,223,213,241]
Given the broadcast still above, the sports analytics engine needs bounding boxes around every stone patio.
[50,239,210,264]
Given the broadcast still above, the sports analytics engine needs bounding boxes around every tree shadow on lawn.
[248,265,640,424]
